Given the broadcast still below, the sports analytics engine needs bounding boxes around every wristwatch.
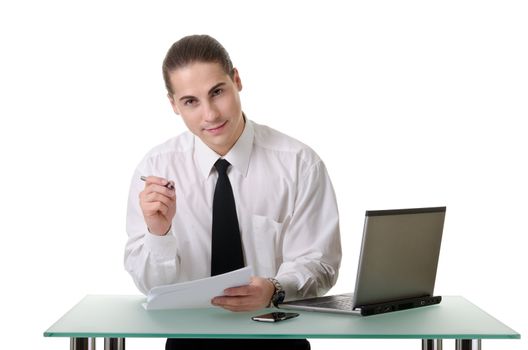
[267,277,285,307]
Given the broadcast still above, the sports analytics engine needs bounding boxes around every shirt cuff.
[144,229,177,258]
[275,274,301,302]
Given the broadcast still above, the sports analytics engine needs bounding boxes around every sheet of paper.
[143,266,253,310]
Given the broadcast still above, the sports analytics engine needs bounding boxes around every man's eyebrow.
[179,94,195,102]
[178,82,226,102]
[208,82,226,95]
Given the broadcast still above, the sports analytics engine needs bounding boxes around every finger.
[140,188,175,210]
[223,284,255,297]
[140,194,174,216]
[144,191,175,207]
[220,304,253,312]
[212,295,256,308]
[141,201,170,217]
[214,297,260,312]
[143,176,175,190]
[143,183,176,198]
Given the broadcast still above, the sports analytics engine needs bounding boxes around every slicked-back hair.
[162,35,234,95]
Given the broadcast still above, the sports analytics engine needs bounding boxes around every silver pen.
[140,175,175,190]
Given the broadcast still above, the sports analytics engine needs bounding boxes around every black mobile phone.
[251,312,300,323]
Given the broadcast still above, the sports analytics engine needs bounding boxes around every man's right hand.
[139,176,176,235]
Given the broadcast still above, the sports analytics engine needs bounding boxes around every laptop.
[279,206,446,316]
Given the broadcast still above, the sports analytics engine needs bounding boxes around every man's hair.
[162,35,234,95]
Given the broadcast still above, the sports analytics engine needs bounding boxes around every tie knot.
[214,159,230,175]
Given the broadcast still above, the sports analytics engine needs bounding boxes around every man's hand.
[139,176,176,235]
[211,276,275,312]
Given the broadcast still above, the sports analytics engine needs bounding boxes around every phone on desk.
[251,312,300,323]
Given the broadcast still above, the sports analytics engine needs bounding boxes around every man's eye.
[212,88,223,97]
[184,99,196,106]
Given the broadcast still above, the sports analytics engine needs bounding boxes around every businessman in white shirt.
[125,35,341,350]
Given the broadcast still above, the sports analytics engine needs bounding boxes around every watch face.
[274,290,286,305]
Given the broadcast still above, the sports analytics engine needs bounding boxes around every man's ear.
[167,94,181,115]
[232,68,243,92]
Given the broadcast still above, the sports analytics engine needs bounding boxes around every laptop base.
[279,294,442,316]
[279,293,361,315]
[359,295,442,316]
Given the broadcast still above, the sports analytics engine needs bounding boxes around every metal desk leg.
[456,339,481,350]
[422,339,443,350]
[70,337,96,350]
[104,338,125,350]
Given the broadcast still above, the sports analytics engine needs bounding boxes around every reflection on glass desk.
[44,295,519,350]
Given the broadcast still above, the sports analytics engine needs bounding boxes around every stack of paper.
[142,266,253,310]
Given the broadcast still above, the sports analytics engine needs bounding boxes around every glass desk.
[44,295,519,350]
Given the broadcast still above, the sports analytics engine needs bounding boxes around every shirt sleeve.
[124,165,181,295]
[276,160,342,301]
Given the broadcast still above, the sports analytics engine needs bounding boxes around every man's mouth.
[204,121,227,133]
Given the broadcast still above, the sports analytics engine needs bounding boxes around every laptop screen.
[352,207,446,307]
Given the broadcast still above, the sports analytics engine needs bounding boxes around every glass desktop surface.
[44,295,519,339]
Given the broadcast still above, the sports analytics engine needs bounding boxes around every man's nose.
[203,101,220,122]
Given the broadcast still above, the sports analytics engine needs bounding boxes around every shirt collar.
[194,118,254,179]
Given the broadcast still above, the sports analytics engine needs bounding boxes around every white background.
[0,1,526,349]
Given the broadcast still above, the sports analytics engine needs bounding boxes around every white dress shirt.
[125,119,342,301]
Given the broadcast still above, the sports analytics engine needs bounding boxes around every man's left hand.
[211,276,275,312]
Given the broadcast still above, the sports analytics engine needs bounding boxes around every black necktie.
[211,159,245,276]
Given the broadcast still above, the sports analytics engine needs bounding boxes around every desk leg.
[70,337,96,350]
[456,339,481,350]
[104,338,125,350]
[422,339,442,350]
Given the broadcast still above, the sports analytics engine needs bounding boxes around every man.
[125,35,341,349]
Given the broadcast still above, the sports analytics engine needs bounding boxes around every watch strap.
[267,277,285,307]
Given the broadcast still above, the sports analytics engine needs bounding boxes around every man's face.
[168,61,244,156]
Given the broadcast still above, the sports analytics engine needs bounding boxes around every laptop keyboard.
[288,294,354,311]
